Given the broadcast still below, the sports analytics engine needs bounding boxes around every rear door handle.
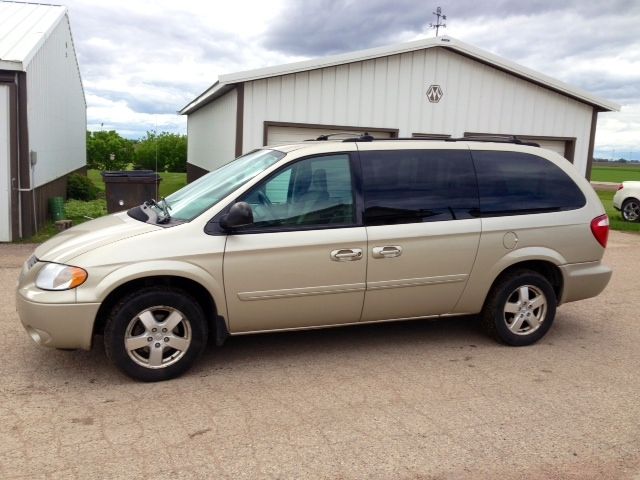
[372,245,403,258]
[330,248,363,261]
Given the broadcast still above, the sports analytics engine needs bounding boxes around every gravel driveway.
[1,232,639,479]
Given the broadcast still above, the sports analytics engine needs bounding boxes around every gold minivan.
[17,138,612,381]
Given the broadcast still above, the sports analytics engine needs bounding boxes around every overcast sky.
[51,0,640,159]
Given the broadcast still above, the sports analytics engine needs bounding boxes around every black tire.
[104,287,208,381]
[481,270,556,346]
[621,198,640,222]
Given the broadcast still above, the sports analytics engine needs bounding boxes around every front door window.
[241,154,355,229]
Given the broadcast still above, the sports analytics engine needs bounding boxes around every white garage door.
[521,138,567,157]
[266,124,394,145]
[0,85,11,242]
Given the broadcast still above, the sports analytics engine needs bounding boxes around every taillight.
[617,184,624,191]
[590,214,609,248]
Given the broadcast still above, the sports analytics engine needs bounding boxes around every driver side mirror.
[220,202,254,230]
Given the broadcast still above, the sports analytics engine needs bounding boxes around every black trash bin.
[101,170,161,213]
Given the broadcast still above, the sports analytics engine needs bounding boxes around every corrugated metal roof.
[180,35,620,114]
[0,1,66,71]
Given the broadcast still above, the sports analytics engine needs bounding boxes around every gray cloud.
[262,0,640,56]
[11,0,636,152]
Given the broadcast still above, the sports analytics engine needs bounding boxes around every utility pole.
[430,7,447,37]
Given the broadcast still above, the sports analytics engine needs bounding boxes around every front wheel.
[621,198,640,222]
[104,287,208,381]
[481,270,556,346]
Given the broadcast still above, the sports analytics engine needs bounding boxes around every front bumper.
[16,293,100,350]
[559,261,612,305]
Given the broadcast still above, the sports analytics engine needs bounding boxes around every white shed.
[181,36,619,182]
[0,1,86,241]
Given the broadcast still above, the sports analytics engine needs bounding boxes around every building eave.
[0,60,24,71]
[182,35,620,115]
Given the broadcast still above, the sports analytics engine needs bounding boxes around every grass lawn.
[591,165,640,183]
[87,169,187,198]
[19,171,187,243]
[597,190,640,233]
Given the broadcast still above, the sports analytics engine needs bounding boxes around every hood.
[35,212,161,264]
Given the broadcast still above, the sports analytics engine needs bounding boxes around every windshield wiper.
[146,198,172,224]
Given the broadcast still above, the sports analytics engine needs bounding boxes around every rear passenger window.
[472,151,586,216]
[360,150,479,226]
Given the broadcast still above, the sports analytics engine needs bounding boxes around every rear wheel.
[104,287,207,381]
[622,198,640,222]
[482,270,556,346]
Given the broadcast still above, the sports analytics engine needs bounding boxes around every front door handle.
[330,248,363,261]
[372,245,403,259]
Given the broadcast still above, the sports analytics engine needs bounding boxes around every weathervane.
[430,7,447,36]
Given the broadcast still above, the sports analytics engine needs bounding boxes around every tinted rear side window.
[472,151,585,216]
[360,149,479,225]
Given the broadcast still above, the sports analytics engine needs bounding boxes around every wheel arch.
[454,248,566,314]
[488,260,563,303]
[92,275,224,344]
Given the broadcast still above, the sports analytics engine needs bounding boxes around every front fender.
[76,260,227,320]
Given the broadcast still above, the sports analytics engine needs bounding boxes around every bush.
[67,173,99,201]
[64,199,107,220]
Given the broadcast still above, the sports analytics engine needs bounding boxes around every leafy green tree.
[86,130,135,170]
[134,131,187,172]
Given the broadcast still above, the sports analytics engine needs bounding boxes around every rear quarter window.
[472,151,586,216]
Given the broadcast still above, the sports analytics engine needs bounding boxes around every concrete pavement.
[1,232,639,479]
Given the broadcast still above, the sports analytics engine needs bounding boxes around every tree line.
[86,130,187,172]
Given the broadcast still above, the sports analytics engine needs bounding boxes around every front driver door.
[223,152,367,333]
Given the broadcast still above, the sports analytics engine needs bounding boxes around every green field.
[591,165,640,183]
[597,190,640,233]
[87,170,187,198]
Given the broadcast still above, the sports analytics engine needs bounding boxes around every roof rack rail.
[311,132,371,141]
[455,135,540,147]
[339,134,540,147]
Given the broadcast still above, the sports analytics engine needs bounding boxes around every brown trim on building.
[464,131,577,164]
[16,71,35,238]
[33,166,86,229]
[585,109,599,181]
[412,133,452,139]
[186,162,209,183]
[235,83,244,157]
[262,121,399,146]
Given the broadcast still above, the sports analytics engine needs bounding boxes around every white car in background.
[613,181,640,222]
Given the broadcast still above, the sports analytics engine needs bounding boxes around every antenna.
[154,120,159,200]
[429,6,447,37]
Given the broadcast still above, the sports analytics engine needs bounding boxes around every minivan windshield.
[163,149,285,221]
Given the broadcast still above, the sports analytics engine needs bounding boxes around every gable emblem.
[426,84,443,103]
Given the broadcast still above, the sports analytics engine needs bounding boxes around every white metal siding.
[522,139,566,157]
[242,48,593,174]
[266,125,393,145]
[187,88,237,171]
[0,85,11,241]
[25,15,86,188]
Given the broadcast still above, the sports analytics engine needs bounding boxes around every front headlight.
[35,263,88,291]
